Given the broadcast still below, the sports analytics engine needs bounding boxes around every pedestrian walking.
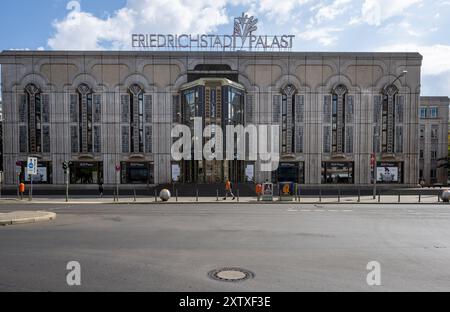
[223,179,235,200]
[99,182,104,198]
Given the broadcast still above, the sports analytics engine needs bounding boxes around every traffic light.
[62,161,68,170]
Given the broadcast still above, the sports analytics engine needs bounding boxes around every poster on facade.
[172,164,181,182]
[377,166,399,183]
[263,183,273,196]
[245,164,254,182]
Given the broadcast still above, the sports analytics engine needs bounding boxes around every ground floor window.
[21,161,52,184]
[376,162,403,184]
[120,162,154,184]
[272,162,305,184]
[322,162,354,184]
[70,162,103,184]
[180,160,245,183]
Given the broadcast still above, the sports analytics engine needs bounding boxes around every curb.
[1,199,449,206]
[0,211,57,226]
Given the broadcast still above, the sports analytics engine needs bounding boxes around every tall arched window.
[273,84,304,154]
[69,84,101,154]
[121,84,152,154]
[323,84,353,155]
[19,84,50,154]
[381,84,398,154]
[331,84,347,154]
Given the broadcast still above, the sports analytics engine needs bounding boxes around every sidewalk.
[0,194,448,205]
[0,211,56,226]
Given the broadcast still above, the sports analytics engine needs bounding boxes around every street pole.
[373,165,377,200]
[372,134,379,200]
[116,171,119,202]
[65,168,69,202]
[29,174,33,201]
[16,173,19,199]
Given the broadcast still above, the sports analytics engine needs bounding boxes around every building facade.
[419,97,449,185]
[0,51,422,187]
[0,99,3,173]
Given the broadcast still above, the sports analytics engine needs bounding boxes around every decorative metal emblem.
[233,13,258,48]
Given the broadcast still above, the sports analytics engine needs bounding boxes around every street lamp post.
[372,134,379,199]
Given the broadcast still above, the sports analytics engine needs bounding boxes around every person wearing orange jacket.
[223,179,235,200]
[19,182,25,200]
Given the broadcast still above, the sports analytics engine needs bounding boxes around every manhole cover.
[208,268,254,282]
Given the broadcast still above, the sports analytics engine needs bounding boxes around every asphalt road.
[1,203,450,292]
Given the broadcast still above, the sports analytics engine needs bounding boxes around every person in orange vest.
[19,183,25,200]
[255,183,262,200]
[223,179,235,200]
[256,183,262,194]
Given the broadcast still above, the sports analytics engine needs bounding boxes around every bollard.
[438,194,441,203]
[319,189,322,203]
[176,189,178,202]
[419,193,421,203]
[398,194,401,203]
[357,188,361,203]
[154,189,157,202]
[133,188,137,202]
[378,191,381,203]
[196,189,199,202]
[216,189,219,202]
[338,189,341,203]
[298,187,301,203]
[237,189,240,202]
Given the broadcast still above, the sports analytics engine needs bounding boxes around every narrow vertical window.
[77,84,93,153]
[281,84,297,154]
[129,84,145,153]
[331,84,348,154]
[381,84,399,154]
[24,84,44,154]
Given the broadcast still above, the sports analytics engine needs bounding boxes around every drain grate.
[208,268,254,282]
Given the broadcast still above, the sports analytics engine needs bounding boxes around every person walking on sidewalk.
[98,182,104,198]
[223,179,235,200]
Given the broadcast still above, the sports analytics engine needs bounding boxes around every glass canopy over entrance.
[178,78,246,183]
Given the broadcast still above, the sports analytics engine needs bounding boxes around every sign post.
[63,161,70,202]
[16,161,22,199]
[371,153,376,199]
[27,157,38,201]
[115,164,121,202]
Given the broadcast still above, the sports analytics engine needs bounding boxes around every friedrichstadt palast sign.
[132,13,295,51]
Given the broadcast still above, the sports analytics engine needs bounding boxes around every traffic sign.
[115,164,121,172]
[27,157,38,176]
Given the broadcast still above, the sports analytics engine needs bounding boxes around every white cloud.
[377,43,450,76]
[297,27,342,46]
[48,0,230,50]
[255,0,312,22]
[312,0,352,24]
[350,0,422,26]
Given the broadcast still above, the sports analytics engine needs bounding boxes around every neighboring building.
[0,99,3,172]
[0,50,422,188]
[419,97,450,185]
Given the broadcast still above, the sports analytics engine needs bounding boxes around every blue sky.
[1,0,450,96]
